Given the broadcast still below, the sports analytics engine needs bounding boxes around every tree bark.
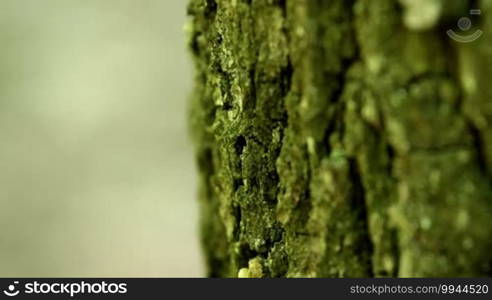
[187,0,492,277]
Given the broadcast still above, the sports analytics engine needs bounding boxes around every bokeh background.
[0,0,202,276]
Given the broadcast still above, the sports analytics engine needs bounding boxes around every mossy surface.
[188,0,492,277]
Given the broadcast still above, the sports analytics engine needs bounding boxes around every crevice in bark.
[280,59,293,100]
[232,205,242,240]
[234,135,247,156]
[389,228,400,277]
[385,144,396,176]
[204,0,217,19]
[468,123,488,175]
[348,158,375,277]
[319,0,359,157]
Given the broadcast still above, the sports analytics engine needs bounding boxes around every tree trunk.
[187,0,492,277]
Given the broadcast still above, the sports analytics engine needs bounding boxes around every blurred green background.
[0,0,202,276]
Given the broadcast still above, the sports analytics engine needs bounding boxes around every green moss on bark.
[188,0,492,277]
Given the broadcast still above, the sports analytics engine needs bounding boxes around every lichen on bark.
[187,0,492,277]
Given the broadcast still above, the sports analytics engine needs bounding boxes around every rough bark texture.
[187,0,492,277]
